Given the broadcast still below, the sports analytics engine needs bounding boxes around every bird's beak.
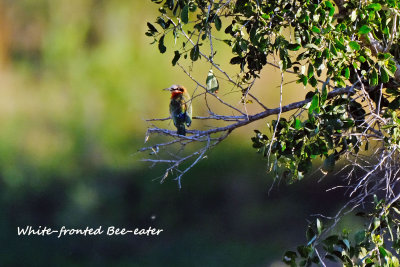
[162,87,171,91]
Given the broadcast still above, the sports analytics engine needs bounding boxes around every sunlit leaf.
[317,218,323,235]
[359,25,372,34]
[206,69,219,93]
[288,43,301,51]
[344,67,350,79]
[309,93,320,114]
[349,41,360,51]
[369,68,378,86]
[367,3,381,11]
[295,119,302,130]
[321,78,329,103]
[312,26,321,33]
[381,67,389,83]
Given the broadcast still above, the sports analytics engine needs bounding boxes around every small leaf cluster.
[218,0,398,90]
[252,87,366,182]
[146,0,400,95]
[147,0,225,66]
[147,0,400,99]
[284,197,400,266]
[242,0,400,181]
[283,218,324,266]
[383,111,400,149]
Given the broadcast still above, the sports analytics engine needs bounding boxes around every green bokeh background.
[0,1,357,266]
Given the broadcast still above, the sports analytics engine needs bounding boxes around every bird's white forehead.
[170,84,181,90]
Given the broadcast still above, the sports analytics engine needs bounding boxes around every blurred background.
[0,0,360,266]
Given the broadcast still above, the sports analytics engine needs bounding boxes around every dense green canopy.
[146,0,400,265]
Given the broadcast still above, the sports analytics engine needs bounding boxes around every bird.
[163,84,192,136]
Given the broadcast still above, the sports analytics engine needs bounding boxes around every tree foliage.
[286,196,400,266]
[144,0,400,265]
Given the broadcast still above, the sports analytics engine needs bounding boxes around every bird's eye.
[179,88,184,92]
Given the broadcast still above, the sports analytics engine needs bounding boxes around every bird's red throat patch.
[171,91,183,98]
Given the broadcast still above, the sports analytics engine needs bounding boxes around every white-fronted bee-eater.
[163,85,192,136]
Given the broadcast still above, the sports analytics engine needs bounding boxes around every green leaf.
[355,230,366,244]
[322,154,335,173]
[190,44,200,61]
[284,251,297,259]
[261,13,270,20]
[166,0,174,10]
[239,40,248,52]
[283,251,297,264]
[326,1,335,17]
[323,235,339,248]
[172,50,180,66]
[325,0,333,8]
[359,25,372,34]
[321,78,329,103]
[317,218,323,235]
[158,35,167,53]
[309,76,318,87]
[299,75,308,86]
[206,69,219,93]
[230,56,242,65]
[181,5,189,24]
[381,67,389,83]
[378,52,391,61]
[312,26,321,33]
[373,217,380,230]
[330,44,338,56]
[379,246,388,258]
[147,22,158,33]
[156,17,166,29]
[297,245,311,258]
[214,15,222,31]
[387,60,397,75]
[369,68,378,86]
[344,67,350,79]
[188,2,197,12]
[334,38,346,51]
[309,93,320,114]
[249,26,258,44]
[358,55,366,63]
[367,3,382,11]
[288,43,301,51]
[298,159,312,173]
[349,41,360,51]
[305,43,319,50]
[307,64,314,79]
[158,7,166,14]
[295,119,302,130]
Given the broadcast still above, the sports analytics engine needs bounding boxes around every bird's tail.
[176,124,186,136]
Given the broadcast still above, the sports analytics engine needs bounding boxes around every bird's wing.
[185,99,192,127]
